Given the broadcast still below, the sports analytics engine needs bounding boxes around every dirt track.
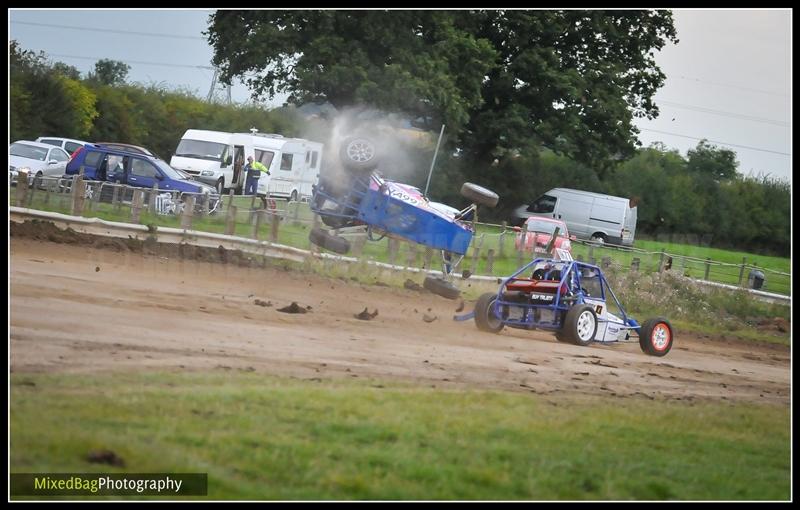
[10,235,790,405]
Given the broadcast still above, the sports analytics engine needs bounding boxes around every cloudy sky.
[8,8,792,183]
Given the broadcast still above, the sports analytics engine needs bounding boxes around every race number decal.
[389,188,420,206]
[595,305,604,315]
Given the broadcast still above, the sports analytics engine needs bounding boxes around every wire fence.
[10,171,791,298]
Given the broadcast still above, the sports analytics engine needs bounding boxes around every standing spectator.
[243,155,269,196]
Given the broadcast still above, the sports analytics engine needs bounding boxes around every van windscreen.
[175,139,227,161]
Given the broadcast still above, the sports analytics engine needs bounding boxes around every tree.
[205,10,677,174]
[686,139,738,182]
[89,59,131,86]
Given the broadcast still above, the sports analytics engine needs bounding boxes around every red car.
[514,217,574,254]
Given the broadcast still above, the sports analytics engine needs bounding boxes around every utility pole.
[206,69,218,103]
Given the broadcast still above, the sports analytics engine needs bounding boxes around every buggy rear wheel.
[639,318,674,356]
[474,292,504,333]
[561,304,598,346]
[423,276,461,300]
[309,227,351,254]
[460,182,499,208]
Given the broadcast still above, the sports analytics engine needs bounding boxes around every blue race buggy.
[309,136,499,300]
[459,251,674,356]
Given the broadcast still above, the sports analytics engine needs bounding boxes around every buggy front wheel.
[639,318,674,356]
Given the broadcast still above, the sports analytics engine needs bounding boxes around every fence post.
[112,185,121,212]
[249,194,257,224]
[130,189,144,224]
[486,248,495,275]
[225,205,238,236]
[516,247,524,269]
[471,235,485,275]
[423,247,433,269]
[631,257,640,272]
[15,171,29,207]
[293,200,301,226]
[71,175,85,216]
[90,182,102,211]
[602,256,612,269]
[352,234,366,257]
[704,257,711,281]
[738,257,747,286]
[270,211,280,242]
[181,195,195,230]
[43,177,53,206]
[498,221,507,258]
[26,174,39,207]
[388,238,399,266]
[406,243,418,268]
[149,183,159,215]
[251,208,264,239]
[658,251,666,273]
[588,245,594,262]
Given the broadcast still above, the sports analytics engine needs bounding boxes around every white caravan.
[170,129,323,200]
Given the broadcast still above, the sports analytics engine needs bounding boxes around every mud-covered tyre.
[423,276,461,300]
[474,292,504,333]
[639,317,674,357]
[561,304,598,346]
[460,182,499,208]
[339,136,380,172]
[309,227,351,254]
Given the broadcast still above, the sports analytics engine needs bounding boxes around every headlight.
[200,170,215,176]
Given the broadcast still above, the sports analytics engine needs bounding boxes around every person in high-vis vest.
[243,155,269,196]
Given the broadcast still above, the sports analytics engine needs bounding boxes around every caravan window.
[280,153,293,171]
[527,194,556,214]
[311,151,319,168]
[255,149,275,168]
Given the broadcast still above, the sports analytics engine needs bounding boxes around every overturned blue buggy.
[456,249,674,356]
[309,136,499,300]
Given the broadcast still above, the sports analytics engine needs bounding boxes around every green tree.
[205,10,677,175]
[89,59,131,86]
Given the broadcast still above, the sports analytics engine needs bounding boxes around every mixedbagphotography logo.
[10,473,207,496]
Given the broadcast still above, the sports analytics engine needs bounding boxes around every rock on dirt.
[354,308,379,320]
[422,314,438,323]
[403,279,423,291]
[254,299,272,307]
[277,302,308,314]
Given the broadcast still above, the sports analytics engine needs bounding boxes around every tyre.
[423,276,461,300]
[474,292,504,333]
[215,178,225,195]
[309,227,351,254]
[290,190,298,203]
[460,182,499,208]
[560,304,598,346]
[638,318,674,357]
[590,233,607,244]
[339,136,380,172]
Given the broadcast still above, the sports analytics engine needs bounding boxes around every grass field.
[10,371,791,501]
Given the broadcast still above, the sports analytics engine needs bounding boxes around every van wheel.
[290,190,298,203]
[590,233,607,244]
[215,178,224,195]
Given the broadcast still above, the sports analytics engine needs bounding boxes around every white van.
[170,129,323,199]
[514,188,637,246]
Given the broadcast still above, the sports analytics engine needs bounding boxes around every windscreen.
[174,139,227,161]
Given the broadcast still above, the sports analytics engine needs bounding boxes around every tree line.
[9,40,790,256]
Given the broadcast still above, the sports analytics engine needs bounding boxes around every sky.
[8,8,792,183]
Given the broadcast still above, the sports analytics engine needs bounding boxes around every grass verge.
[10,371,791,501]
